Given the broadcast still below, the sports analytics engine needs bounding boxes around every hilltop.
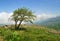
[0,25,60,41]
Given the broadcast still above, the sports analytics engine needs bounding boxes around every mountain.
[36,16,60,30]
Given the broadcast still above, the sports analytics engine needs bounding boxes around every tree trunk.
[15,21,17,29]
[17,20,22,29]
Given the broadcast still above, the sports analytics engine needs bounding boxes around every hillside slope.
[0,25,60,41]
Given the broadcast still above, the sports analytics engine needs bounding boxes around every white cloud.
[0,12,25,24]
[0,12,13,24]
[0,12,59,24]
[35,13,58,21]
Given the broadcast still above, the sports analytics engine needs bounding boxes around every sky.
[0,0,60,24]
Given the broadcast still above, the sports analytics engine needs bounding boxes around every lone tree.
[11,7,36,29]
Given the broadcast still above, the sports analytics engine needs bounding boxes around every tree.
[11,7,36,29]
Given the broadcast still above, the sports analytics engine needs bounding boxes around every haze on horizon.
[0,0,60,24]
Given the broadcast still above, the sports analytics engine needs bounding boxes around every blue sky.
[0,0,60,14]
[0,0,60,24]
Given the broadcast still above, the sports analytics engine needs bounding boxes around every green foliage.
[10,7,36,29]
[0,26,60,41]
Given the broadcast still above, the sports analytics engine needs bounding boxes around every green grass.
[0,25,60,41]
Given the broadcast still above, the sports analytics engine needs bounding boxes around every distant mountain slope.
[36,16,60,30]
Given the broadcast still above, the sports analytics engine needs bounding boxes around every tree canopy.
[11,7,36,29]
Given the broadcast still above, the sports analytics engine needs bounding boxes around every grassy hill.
[0,25,60,41]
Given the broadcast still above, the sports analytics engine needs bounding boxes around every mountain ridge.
[36,16,60,30]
